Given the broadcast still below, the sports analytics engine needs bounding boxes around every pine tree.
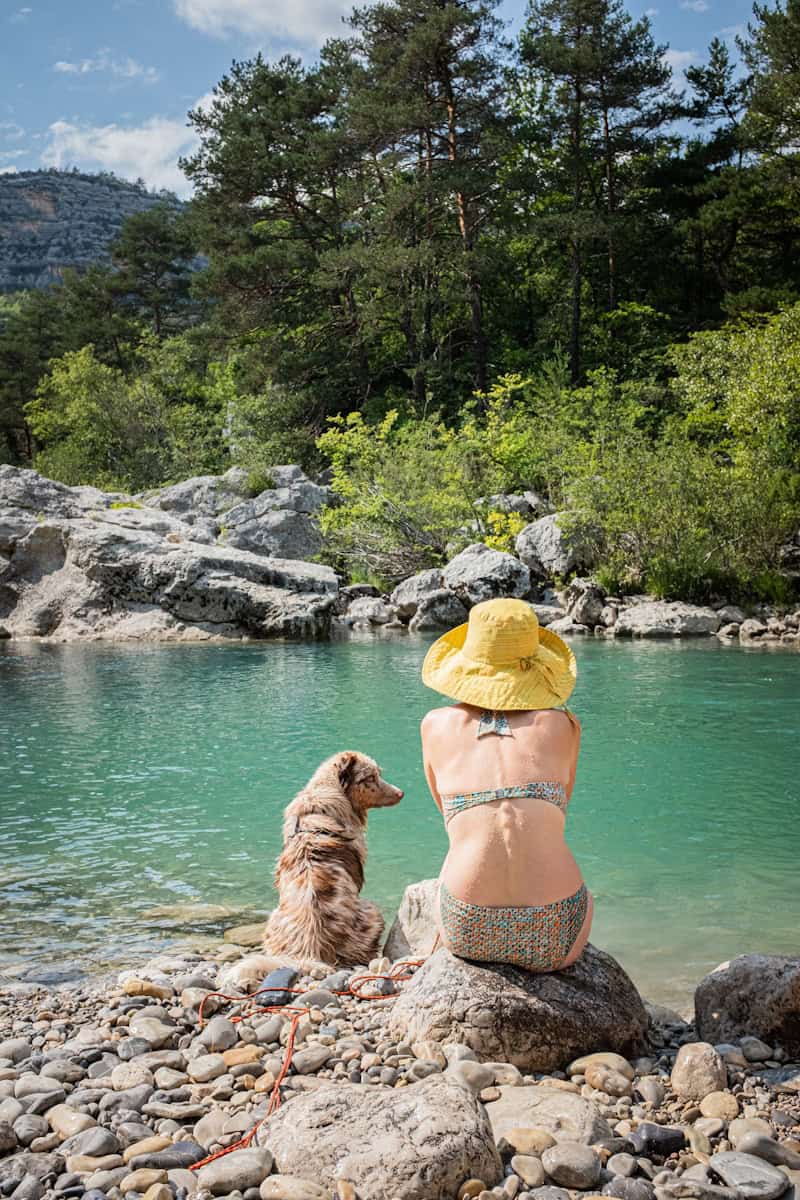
[182,53,374,415]
[518,0,676,381]
[741,0,800,151]
[110,204,197,335]
[686,37,750,167]
[588,4,675,309]
[347,0,509,397]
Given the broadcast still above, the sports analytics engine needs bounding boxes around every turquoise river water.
[0,635,798,1005]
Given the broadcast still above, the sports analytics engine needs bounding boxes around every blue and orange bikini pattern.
[441,780,568,825]
[438,880,589,972]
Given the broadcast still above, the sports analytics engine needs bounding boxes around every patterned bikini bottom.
[438,880,589,973]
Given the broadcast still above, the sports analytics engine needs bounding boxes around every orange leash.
[189,946,438,1171]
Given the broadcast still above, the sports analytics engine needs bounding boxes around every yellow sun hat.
[421,597,577,711]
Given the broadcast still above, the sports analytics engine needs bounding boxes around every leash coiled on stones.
[189,948,437,1171]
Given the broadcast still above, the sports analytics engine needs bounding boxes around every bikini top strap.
[476,709,513,738]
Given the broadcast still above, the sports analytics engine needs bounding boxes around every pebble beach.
[1,934,799,1200]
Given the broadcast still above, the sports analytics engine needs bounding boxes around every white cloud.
[0,166,20,174]
[9,7,32,22]
[0,121,25,140]
[663,48,698,79]
[173,0,349,48]
[41,110,199,196]
[719,23,746,41]
[53,50,159,83]
[0,149,25,161]
[681,0,710,11]
[645,7,659,15]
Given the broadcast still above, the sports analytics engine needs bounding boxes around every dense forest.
[1,0,799,602]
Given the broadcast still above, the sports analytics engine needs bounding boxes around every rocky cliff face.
[0,170,174,292]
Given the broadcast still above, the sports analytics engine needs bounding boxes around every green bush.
[562,435,781,601]
[317,410,485,585]
[243,467,276,497]
[227,378,321,473]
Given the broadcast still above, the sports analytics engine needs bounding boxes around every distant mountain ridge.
[0,169,180,293]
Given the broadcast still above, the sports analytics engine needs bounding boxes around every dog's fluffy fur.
[262,751,403,967]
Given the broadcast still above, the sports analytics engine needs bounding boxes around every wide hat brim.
[421,619,577,711]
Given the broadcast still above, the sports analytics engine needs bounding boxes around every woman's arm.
[565,711,582,801]
[420,713,443,813]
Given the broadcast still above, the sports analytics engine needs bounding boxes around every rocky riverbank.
[1,913,799,1200]
[1,466,798,647]
[334,553,800,648]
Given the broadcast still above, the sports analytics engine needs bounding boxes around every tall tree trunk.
[444,81,488,393]
[421,119,435,405]
[570,71,584,386]
[602,103,617,311]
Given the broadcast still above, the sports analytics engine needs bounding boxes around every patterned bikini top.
[439,707,572,825]
[440,779,569,825]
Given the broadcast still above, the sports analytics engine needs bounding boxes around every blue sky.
[1,0,756,197]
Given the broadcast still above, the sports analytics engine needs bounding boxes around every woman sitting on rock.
[420,597,592,972]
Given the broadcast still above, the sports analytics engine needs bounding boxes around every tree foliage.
[25,336,227,490]
[1,0,799,602]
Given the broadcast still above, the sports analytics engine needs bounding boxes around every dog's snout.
[376,780,403,806]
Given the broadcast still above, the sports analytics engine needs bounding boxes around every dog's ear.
[337,751,359,792]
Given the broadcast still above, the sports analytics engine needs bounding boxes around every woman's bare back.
[421,704,587,908]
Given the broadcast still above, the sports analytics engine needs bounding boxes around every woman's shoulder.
[421,704,471,733]
[540,706,581,734]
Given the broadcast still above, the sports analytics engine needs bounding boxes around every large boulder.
[442,543,531,607]
[220,467,331,561]
[333,583,380,615]
[224,507,322,561]
[487,1084,615,1147]
[694,955,800,1056]
[143,464,332,562]
[0,463,126,521]
[140,467,250,525]
[409,589,468,632]
[565,578,606,627]
[0,468,338,642]
[384,880,442,960]
[388,944,649,1072]
[516,513,595,579]
[390,568,445,620]
[342,596,398,626]
[257,1074,502,1200]
[548,615,590,636]
[614,601,720,637]
[530,602,565,626]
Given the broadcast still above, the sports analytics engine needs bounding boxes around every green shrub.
[317,410,484,585]
[243,468,275,497]
[564,435,793,602]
